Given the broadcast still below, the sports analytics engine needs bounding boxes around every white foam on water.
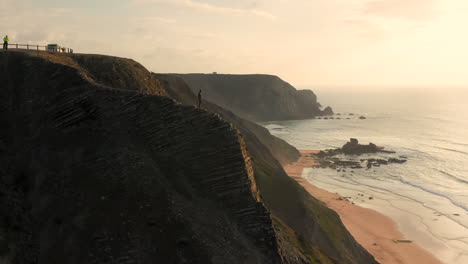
[262,89,468,264]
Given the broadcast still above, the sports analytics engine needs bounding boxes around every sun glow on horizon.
[2,0,468,88]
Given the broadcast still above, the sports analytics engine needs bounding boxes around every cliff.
[0,50,376,264]
[0,51,281,263]
[154,74,378,264]
[154,74,300,166]
[171,74,332,121]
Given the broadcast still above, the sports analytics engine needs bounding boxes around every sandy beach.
[285,150,443,264]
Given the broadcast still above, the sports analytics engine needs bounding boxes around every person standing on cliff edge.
[198,89,202,108]
[3,35,9,50]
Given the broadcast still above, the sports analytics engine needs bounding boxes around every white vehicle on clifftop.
[46,44,62,52]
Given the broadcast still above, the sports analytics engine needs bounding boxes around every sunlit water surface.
[262,89,468,264]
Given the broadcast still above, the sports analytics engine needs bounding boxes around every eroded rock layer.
[155,74,379,264]
[0,51,281,263]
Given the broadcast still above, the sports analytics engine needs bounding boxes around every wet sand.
[284,150,443,264]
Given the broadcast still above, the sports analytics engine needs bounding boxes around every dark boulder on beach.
[342,139,382,155]
[314,138,404,170]
[389,158,407,164]
[316,139,396,158]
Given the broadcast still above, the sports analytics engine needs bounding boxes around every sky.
[1,0,468,88]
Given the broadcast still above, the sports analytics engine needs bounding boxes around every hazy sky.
[1,0,467,88]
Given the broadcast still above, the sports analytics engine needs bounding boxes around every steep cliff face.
[154,74,378,264]
[0,50,377,264]
[172,74,332,121]
[0,51,281,263]
[154,74,300,166]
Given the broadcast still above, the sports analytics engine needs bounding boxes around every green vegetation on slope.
[156,74,378,264]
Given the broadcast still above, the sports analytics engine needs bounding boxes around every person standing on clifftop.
[198,89,202,108]
[3,35,9,50]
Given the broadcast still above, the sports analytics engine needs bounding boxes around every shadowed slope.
[0,51,282,263]
[172,73,332,121]
[155,73,301,166]
[155,74,379,264]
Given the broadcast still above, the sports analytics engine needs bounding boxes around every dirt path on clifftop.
[284,150,443,264]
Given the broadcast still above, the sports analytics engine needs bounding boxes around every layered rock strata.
[0,51,281,263]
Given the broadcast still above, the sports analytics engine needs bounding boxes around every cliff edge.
[154,74,378,264]
[172,73,332,121]
[0,50,376,264]
[0,51,281,263]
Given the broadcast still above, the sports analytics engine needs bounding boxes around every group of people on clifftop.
[3,35,9,50]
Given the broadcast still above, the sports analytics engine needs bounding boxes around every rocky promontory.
[172,73,333,121]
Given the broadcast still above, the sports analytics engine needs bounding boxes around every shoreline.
[285,150,443,264]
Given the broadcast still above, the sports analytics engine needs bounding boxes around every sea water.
[262,89,468,264]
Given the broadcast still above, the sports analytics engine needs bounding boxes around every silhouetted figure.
[3,35,9,50]
[198,89,202,108]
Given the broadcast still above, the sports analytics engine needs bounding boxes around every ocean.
[262,89,468,264]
